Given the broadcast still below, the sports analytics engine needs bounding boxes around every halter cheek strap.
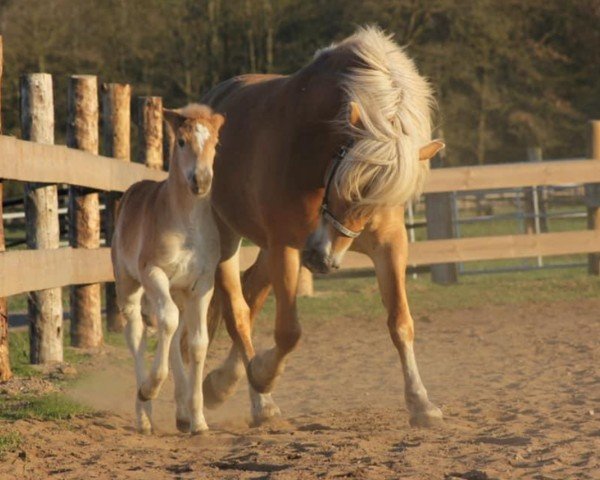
[320,141,363,239]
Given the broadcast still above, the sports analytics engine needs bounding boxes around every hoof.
[176,418,191,433]
[136,424,153,435]
[246,360,273,394]
[251,403,282,427]
[137,387,150,402]
[202,372,233,410]
[190,424,209,436]
[409,405,443,428]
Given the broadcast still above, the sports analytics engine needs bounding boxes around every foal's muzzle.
[188,169,212,196]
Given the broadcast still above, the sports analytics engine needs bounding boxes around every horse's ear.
[163,108,184,133]
[211,113,225,132]
[419,139,445,161]
[349,101,362,127]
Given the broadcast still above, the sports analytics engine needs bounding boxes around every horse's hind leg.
[246,245,301,395]
[356,208,442,427]
[138,266,179,401]
[117,275,152,434]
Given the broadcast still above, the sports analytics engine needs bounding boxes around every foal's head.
[163,104,225,197]
[302,102,444,274]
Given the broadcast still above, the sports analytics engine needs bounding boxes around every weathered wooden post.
[0,35,12,381]
[21,73,64,364]
[102,83,131,332]
[425,146,458,284]
[137,97,164,169]
[586,120,600,275]
[68,75,103,348]
[297,266,314,297]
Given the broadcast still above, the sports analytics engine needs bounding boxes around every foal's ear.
[163,108,184,133]
[348,101,362,128]
[211,113,225,133]
[419,139,445,161]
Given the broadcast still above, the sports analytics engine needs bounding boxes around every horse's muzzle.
[301,248,339,274]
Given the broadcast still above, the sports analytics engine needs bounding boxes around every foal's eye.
[177,138,185,148]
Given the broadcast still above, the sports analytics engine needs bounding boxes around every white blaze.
[194,124,210,151]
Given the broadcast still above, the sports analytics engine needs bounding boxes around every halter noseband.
[320,141,362,239]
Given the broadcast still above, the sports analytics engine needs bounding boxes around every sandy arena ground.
[1,297,599,479]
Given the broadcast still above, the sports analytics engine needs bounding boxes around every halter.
[320,140,363,239]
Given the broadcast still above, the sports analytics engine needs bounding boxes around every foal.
[112,104,224,434]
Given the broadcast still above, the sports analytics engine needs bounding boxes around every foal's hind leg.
[170,319,191,432]
[117,275,152,434]
[355,208,442,427]
[138,266,179,401]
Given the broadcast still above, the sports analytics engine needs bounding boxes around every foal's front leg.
[118,278,153,434]
[183,280,213,434]
[138,266,179,401]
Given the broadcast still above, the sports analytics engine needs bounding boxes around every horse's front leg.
[182,280,212,434]
[357,210,442,427]
[247,245,301,394]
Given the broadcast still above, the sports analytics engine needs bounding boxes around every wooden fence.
[2,126,599,293]
[0,29,599,374]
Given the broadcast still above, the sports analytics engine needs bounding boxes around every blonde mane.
[318,26,434,209]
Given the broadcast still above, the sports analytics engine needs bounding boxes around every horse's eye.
[177,138,185,148]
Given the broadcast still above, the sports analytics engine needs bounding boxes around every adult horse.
[202,27,444,427]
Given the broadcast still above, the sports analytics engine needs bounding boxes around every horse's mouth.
[301,249,337,274]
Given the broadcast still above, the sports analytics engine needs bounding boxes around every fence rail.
[0,135,166,192]
[2,228,600,298]
[425,158,600,193]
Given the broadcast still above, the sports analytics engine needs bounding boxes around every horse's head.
[163,105,225,197]
[302,102,444,274]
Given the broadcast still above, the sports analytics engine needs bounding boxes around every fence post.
[68,75,103,348]
[20,73,64,364]
[101,83,131,333]
[137,97,164,169]
[587,120,600,275]
[524,147,548,235]
[0,35,11,381]
[425,151,458,284]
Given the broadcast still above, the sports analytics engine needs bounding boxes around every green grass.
[0,393,90,421]
[8,329,89,379]
[252,266,600,327]
[8,330,38,377]
[0,431,21,458]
